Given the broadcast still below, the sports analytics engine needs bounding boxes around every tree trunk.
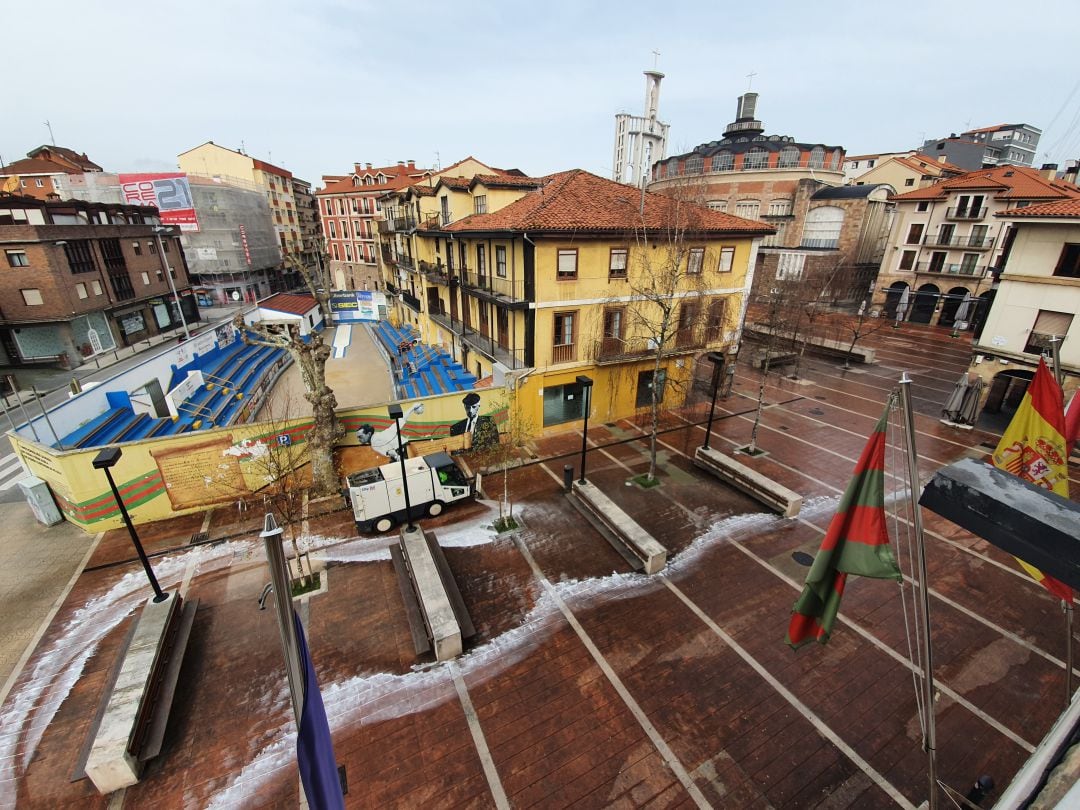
[749,343,772,454]
[295,340,341,496]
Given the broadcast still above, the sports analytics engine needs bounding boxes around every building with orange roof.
[920,123,1041,170]
[959,196,1080,426]
[316,160,435,292]
[848,152,965,192]
[872,165,1080,329]
[377,168,774,428]
[0,145,104,201]
[843,151,914,183]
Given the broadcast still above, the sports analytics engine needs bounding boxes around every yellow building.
[178,142,311,280]
[851,152,963,192]
[378,169,773,431]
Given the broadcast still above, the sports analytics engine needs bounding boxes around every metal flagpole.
[1049,338,1074,704]
[261,513,305,726]
[899,374,939,810]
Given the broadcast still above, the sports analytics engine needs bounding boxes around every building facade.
[316,160,432,291]
[377,168,772,429]
[849,153,964,191]
[873,166,1080,329]
[843,151,913,183]
[291,177,320,290]
[649,93,889,305]
[612,69,670,188]
[0,196,197,368]
[966,198,1080,425]
[177,142,312,278]
[1,145,103,200]
[920,123,1041,171]
[55,172,283,307]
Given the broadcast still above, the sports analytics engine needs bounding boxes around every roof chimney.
[408,160,415,169]
[1040,162,1059,181]
[366,162,372,170]
[1064,160,1078,186]
[397,161,404,167]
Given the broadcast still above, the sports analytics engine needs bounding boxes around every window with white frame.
[743,147,768,170]
[141,272,151,285]
[717,247,735,272]
[808,146,826,168]
[767,199,793,217]
[734,200,760,219]
[474,195,487,215]
[75,282,88,299]
[92,280,102,295]
[711,152,734,172]
[762,221,788,247]
[686,155,704,174]
[778,146,800,168]
[5,250,28,267]
[328,220,337,239]
[775,252,806,281]
[1025,310,1074,354]
[609,247,628,278]
[706,200,727,212]
[496,245,507,277]
[21,288,43,305]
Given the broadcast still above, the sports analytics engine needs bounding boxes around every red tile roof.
[318,163,432,196]
[442,169,775,235]
[996,198,1080,219]
[436,175,472,191]
[257,293,319,316]
[0,157,82,176]
[26,145,102,172]
[893,154,966,175]
[890,165,1080,202]
[470,174,544,190]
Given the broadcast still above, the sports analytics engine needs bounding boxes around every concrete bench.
[694,445,803,517]
[746,324,876,365]
[392,527,475,661]
[82,592,197,794]
[570,480,667,574]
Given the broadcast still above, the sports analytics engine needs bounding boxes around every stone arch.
[979,369,1033,433]
[938,286,972,327]
[883,281,908,320]
[910,283,939,324]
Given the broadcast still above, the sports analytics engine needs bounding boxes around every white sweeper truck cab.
[343,451,474,533]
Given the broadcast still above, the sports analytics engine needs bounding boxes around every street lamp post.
[92,446,167,602]
[702,351,726,450]
[576,375,593,484]
[152,225,191,340]
[388,404,416,531]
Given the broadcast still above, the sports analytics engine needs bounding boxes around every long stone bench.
[694,445,803,517]
[570,480,667,574]
[83,592,197,794]
[746,324,876,364]
[392,527,474,661]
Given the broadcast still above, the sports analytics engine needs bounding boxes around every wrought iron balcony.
[400,291,421,312]
[915,262,987,276]
[945,206,986,221]
[922,234,994,249]
[459,268,527,303]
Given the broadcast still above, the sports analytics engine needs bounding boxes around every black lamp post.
[702,351,726,450]
[92,446,167,602]
[388,404,416,531]
[576,375,594,484]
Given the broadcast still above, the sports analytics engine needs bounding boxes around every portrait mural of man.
[450,392,499,450]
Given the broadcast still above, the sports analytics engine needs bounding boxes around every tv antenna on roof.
[651,49,660,68]
[44,119,56,144]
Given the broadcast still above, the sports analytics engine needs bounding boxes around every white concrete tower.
[612,69,670,187]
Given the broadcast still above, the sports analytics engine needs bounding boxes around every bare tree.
[743,278,803,454]
[469,380,534,531]
[838,301,889,370]
[233,253,342,496]
[618,187,716,484]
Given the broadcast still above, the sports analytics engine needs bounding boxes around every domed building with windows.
[648,93,895,307]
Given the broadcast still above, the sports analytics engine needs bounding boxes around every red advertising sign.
[239,224,252,266]
[118,173,200,232]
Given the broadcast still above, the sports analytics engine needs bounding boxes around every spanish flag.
[991,358,1072,603]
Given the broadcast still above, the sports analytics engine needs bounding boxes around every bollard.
[563,464,574,493]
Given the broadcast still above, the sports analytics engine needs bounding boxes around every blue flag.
[293,610,344,810]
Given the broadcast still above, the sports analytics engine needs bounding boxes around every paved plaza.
[1,322,1076,809]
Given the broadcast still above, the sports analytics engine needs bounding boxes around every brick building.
[0,195,197,368]
[649,92,891,305]
[317,160,433,291]
[0,145,103,201]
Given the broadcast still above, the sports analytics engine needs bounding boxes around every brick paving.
[1,322,1077,809]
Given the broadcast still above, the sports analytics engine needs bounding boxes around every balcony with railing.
[922,234,994,249]
[460,325,527,370]
[945,206,986,220]
[551,342,576,364]
[419,259,450,285]
[460,268,528,306]
[400,291,421,312]
[915,262,987,276]
[593,328,706,364]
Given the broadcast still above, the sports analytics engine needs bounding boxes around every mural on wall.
[10,388,509,531]
[151,435,247,509]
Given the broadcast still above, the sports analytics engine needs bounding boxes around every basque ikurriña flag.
[991,357,1073,604]
[787,403,903,648]
[293,610,345,810]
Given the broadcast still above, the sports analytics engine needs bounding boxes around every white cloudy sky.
[5,0,1080,186]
